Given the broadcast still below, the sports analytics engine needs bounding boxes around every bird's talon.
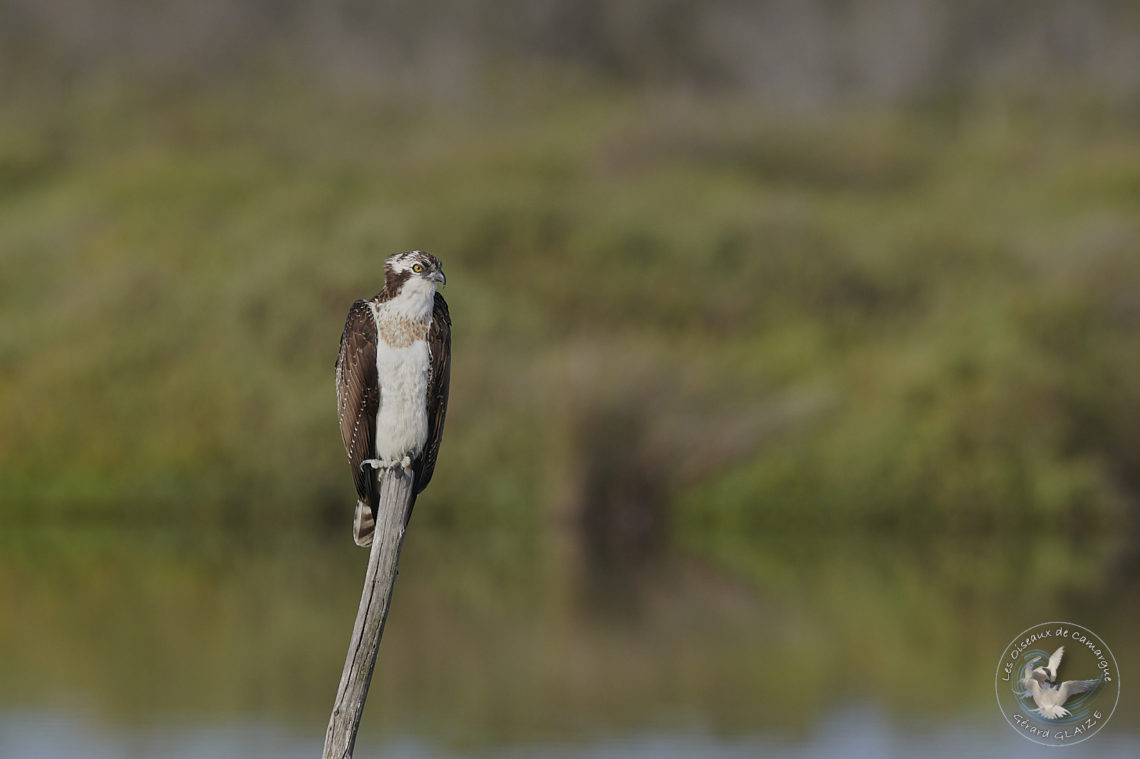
[361,456,414,472]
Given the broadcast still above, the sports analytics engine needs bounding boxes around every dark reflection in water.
[0,525,1136,758]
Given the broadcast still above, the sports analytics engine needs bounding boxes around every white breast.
[373,338,430,461]
[370,287,434,462]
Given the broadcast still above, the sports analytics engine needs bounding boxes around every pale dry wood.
[322,467,415,759]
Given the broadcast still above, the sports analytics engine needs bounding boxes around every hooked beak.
[429,269,446,286]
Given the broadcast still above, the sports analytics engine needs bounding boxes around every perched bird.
[335,251,451,546]
[1019,652,1101,720]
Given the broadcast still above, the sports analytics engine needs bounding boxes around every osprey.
[335,250,451,547]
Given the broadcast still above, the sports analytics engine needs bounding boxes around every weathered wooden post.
[321,466,415,759]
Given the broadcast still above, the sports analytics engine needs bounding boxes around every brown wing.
[413,292,451,495]
[335,300,380,505]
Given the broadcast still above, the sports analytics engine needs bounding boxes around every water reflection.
[5,707,1139,759]
[0,526,1136,757]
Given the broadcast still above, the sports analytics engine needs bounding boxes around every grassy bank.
[1,79,1138,534]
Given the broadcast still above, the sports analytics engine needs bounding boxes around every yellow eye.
[413,264,424,273]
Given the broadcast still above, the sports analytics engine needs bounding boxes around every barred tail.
[353,500,375,548]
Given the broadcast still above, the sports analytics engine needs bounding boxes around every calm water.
[1,526,1136,758]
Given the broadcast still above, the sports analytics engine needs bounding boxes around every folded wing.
[335,300,380,506]
[414,292,451,495]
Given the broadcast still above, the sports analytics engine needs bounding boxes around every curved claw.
[360,456,414,472]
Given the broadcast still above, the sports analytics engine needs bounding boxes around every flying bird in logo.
[1032,646,1066,684]
[1019,646,1102,719]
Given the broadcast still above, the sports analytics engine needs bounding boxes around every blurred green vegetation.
[0,76,1138,536]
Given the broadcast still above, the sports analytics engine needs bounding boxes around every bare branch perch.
[322,467,415,759]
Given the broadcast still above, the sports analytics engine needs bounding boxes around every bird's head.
[386,250,446,287]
